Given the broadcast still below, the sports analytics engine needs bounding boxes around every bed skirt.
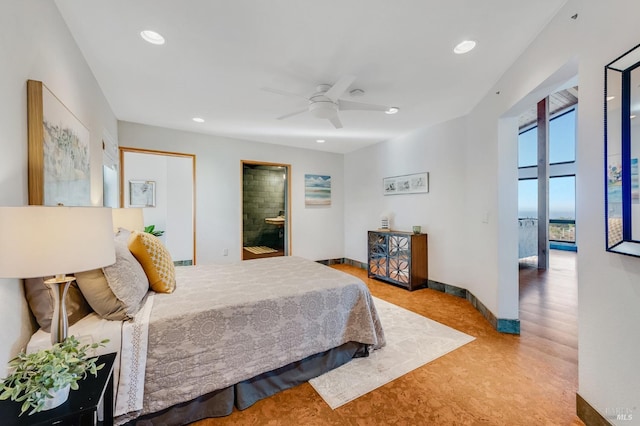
[125,341,367,425]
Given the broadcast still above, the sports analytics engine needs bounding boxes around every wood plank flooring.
[519,250,578,367]
[194,251,582,425]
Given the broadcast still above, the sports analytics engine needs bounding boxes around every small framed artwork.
[383,172,429,195]
[305,174,331,206]
[129,180,156,207]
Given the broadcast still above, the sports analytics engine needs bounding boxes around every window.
[518,179,538,219]
[549,176,576,220]
[518,127,537,168]
[549,176,576,243]
[518,102,577,249]
[549,109,576,164]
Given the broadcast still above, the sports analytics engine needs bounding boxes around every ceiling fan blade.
[261,87,309,100]
[324,75,356,101]
[328,114,343,129]
[277,108,308,120]
[338,99,391,112]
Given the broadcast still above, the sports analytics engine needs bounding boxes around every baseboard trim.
[576,393,613,425]
[326,258,520,335]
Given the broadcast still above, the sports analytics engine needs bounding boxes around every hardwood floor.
[519,250,578,366]
[195,252,583,425]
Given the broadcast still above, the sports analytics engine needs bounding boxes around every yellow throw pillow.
[128,231,176,293]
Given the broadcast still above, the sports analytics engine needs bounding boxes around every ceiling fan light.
[140,30,165,45]
[310,101,338,119]
[454,40,476,54]
[385,107,399,115]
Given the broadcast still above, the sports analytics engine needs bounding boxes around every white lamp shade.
[0,206,116,278]
[112,207,144,232]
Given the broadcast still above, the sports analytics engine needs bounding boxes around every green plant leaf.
[1,337,109,415]
[20,400,30,416]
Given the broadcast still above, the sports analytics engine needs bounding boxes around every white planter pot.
[42,384,70,411]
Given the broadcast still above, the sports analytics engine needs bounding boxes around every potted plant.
[0,336,108,416]
[144,224,164,237]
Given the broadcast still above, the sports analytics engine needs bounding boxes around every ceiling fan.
[262,75,398,129]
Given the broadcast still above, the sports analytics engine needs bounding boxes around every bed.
[27,255,386,425]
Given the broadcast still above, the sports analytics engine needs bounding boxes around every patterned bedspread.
[141,256,385,415]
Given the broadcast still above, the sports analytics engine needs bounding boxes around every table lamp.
[111,207,144,232]
[0,206,115,344]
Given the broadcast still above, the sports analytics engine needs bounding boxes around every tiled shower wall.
[243,167,285,248]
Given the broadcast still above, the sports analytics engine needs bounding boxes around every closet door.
[120,147,196,265]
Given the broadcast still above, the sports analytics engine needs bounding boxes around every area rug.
[244,246,278,254]
[309,297,475,409]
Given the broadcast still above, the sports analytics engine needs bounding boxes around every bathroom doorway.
[241,161,291,260]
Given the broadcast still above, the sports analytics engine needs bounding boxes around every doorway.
[241,161,291,260]
[514,83,578,364]
[120,147,196,265]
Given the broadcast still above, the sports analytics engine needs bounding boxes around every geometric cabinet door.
[368,230,428,291]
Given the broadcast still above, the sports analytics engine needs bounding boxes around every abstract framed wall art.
[129,180,156,207]
[305,174,331,206]
[383,172,429,195]
[27,80,91,206]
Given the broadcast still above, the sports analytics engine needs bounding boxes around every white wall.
[346,0,640,421]
[118,121,345,264]
[0,0,117,370]
[573,1,640,422]
[484,0,640,420]
[344,117,467,287]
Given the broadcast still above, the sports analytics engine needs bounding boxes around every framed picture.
[305,174,331,206]
[383,172,429,195]
[129,180,156,207]
[27,80,91,206]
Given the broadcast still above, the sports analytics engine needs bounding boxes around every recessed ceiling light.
[607,96,616,101]
[632,115,637,119]
[192,117,205,123]
[385,107,399,115]
[140,30,165,45]
[454,40,476,54]
[316,139,326,143]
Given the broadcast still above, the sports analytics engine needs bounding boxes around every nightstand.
[0,352,116,425]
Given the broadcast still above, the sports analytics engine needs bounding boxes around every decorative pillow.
[128,231,176,293]
[24,277,93,332]
[76,231,149,320]
[75,268,128,320]
[103,231,149,313]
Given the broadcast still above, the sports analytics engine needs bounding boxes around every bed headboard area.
[0,279,37,375]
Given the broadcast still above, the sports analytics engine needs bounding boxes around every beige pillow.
[128,231,176,293]
[76,231,149,320]
[24,277,92,332]
[75,268,128,320]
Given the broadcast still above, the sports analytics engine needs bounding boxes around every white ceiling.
[54,0,567,154]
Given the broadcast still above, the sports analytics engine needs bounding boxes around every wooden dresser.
[367,230,428,291]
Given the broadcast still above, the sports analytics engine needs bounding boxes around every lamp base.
[44,276,76,345]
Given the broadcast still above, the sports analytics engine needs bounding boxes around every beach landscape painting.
[305,174,331,206]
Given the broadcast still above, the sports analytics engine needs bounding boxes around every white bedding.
[27,292,154,417]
